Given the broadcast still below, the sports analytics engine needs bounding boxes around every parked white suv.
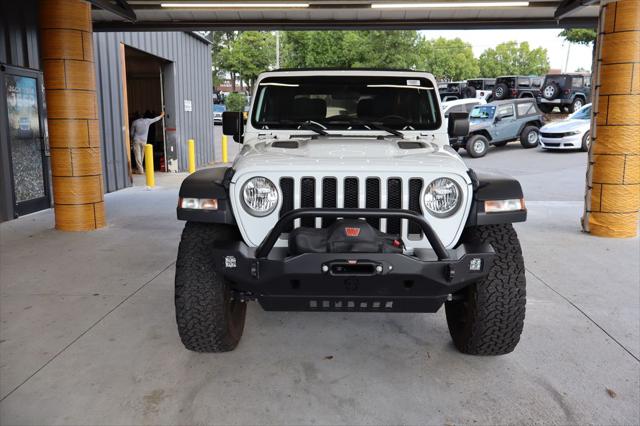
[175,70,527,355]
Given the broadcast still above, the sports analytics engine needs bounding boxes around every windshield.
[569,105,591,120]
[251,75,441,131]
[544,75,568,87]
[470,105,496,119]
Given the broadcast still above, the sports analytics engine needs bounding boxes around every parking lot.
[1,137,638,425]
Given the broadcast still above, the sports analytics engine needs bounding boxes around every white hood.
[232,137,468,179]
[541,118,590,133]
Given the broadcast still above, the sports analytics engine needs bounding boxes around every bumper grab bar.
[255,208,450,260]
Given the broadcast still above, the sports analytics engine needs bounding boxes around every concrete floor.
[0,148,639,425]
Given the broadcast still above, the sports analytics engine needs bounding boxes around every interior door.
[1,66,51,217]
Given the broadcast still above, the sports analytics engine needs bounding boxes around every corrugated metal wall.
[0,0,40,71]
[93,32,215,193]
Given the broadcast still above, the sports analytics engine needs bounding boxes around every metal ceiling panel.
[92,0,599,31]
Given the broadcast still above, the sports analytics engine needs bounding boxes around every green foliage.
[419,37,479,81]
[559,29,597,46]
[478,41,549,77]
[225,92,246,112]
[281,30,421,69]
[351,31,422,69]
[218,31,275,89]
[282,31,359,68]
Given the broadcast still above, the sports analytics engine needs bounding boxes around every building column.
[39,0,105,231]
[586,0,640,238]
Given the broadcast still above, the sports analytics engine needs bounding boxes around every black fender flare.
[465,169,527,227]
[516,119,542,136]
[176,167,236,224]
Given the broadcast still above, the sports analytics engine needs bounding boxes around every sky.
[420,29,593,72]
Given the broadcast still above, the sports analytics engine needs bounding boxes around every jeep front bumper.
[213,208,496,313]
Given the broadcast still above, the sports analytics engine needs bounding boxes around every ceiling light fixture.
[371,2,529,8]
[161,2,310,8]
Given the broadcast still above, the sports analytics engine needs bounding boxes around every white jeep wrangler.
[175,70,527,355]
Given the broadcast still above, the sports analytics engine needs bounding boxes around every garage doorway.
[123,46,172,175]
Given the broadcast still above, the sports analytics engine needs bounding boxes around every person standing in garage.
[131,111,164,174]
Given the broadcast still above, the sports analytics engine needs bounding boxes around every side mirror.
[494,115,502,122]
[448,112,469,137]
[222,111,244,143]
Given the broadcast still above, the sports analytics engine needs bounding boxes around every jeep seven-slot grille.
[278,177,423,237]
[386,178,402,235]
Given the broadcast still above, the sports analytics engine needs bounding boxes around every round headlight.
[241,177,279,216]
[424,178,461,218]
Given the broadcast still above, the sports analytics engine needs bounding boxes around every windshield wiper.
[281,119,329,136]
[255,119,329,136]
[325,118,404,138]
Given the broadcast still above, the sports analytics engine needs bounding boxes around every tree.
[282,31,360,68]
[419,37,479,81]
[225,92,246,112]
[221,31,275,91]
[559,28,597,46]
[351,31,422,69]
[479,41,549,77]
[281,30,422,70]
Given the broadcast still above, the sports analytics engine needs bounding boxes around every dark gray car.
[452,99,545,158]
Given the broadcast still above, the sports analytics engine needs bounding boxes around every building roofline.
[186,31,212,45]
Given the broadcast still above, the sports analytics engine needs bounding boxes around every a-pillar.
[587,0,640,238]
[39,0,105,231]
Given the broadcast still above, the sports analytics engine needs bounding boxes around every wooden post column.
[587,0,640,238]
[39,0,105,231]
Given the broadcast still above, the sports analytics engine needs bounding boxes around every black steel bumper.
[214,208,496,313]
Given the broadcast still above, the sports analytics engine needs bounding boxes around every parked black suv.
[537,73,591,113]
[492,76,543,100]
[467,78,496,92]
[438,81,477,101]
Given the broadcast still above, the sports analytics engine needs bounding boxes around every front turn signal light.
[179,197,218,210]
[484,198,525,213]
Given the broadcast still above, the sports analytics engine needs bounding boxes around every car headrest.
[291,98,327,121]
[357,98,375,119]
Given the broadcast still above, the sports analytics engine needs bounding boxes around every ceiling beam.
[89,0,137,22]
[93,16,597,31]
[554,0,599,19]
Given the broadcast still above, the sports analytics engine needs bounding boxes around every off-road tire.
[520,125,539,148]
[580,131,590,152]
[466,134,489,158]
[464,86,477,99]
[542,83,559,100]
[175,222,247,352]
[571,97,584,113]
[445,224,526,355]
[538,104,554,114]
[493,83,509,100]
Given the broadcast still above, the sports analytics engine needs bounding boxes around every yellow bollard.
[145,144,155,187]
[188,139,196,174]
[222,135,229,163]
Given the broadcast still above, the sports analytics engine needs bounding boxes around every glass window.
[570,105,592,120]
[496,104,515,117]
[571,77,583,88]
[252,75,441,131]
[470,105,496,119]
[517,102,535,116]
[532,78,543,87]
[518,77,530,87]
[545,75,567,87]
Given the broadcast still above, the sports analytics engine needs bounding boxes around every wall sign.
[184,100,192,112]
